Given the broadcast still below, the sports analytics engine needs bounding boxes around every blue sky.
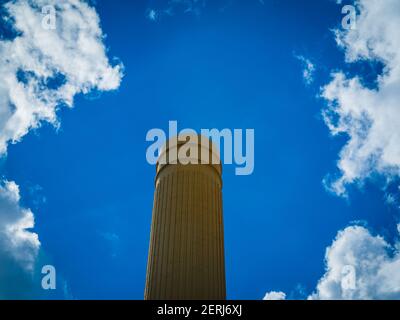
[1,0,400,299]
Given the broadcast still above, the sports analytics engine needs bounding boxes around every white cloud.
[0,181,39,271]
[309,225,400,300]
[0,0,123,155]
[147,9,158,21]
[0,181,40,298]
[321,0,400,196]
[296,55,315,85]
[0,0,122,297]
[263,291,286,300]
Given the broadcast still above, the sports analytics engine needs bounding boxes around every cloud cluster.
[264,225,400,300]
[305,0,400,300]
[0,0,123,155]
[317,0,400,299]
[313,0,400,300]
[310,225,400,299]
[0,0,122,297]
[322,0,400,196]
[264,0,400,300]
